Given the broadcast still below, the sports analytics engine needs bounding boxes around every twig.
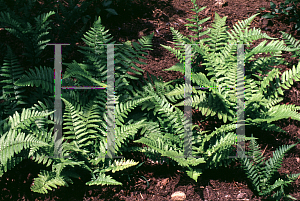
[166,41,176,44]
[140,192,144,199]
[186,10,196,14]
[261,145,268,156]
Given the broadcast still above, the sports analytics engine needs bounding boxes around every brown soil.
[1,0,300,200]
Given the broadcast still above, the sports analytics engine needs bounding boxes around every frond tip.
[86,173,122,186]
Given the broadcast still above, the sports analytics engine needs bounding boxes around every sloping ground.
[0,0,300,200]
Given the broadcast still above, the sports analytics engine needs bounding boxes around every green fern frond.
[264,143,298,183]
[280,61,300,90]
[185,167,203,182]
[86,172,122,186]
[30,170,71,194]
[252,104,300,123]
[240,137,299,199]
[185,0,210,41]
[265,97,284,109]
[245,40,295,61]
[134,135,205,168]
[115,96,154,124]
[14,66,54,93]
[7,108,54,130]
[280,31,300,58]
[30,152,53,167]
[61,97,97,150]
[226,13,275,44]
[102,158,139,173]
[0,45,27,119]
[0,156,26,177]
[205,12,228,53]
[113,119,148,152]
[0,11,54,67]
[0,129,50,165]
[258,68,281,97]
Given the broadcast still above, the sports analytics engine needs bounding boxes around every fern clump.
[240,137,300,200]
[162,0,300,133]
[126,0,300,183]
[119,72,254,182]
[162,0,300,128]
[0,14,155,194]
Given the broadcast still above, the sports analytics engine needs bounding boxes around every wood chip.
[178,18,185,24]
[204,8,211,16]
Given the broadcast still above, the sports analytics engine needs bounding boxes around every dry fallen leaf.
[204,8,211,16]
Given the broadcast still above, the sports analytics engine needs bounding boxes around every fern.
[101,158,139,173]
[128,72,255,182]
[64,16,154,102]
[280,31,300,59]
[0,14,155,194]
[0,45,27,121]
[161,0,300,137]
[0,128,49,166]
[31,170,71,194]
[86,172,122,186]
[0,10,55,68]
[281,60,300,90]
[240,137,300,200]
[126,0,300,184]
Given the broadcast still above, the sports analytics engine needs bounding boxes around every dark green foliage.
[259,0,300,32]
[0,9,54,68]
[0,45,27,120]
[0,0,119,65]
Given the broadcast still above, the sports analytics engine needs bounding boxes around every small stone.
[237,192,247,199]
[171,191,186,201]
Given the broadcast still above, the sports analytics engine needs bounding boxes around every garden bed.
[0,0,300,200]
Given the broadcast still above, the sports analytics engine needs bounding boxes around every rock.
[171,191,186,201]
[237,192,247,199]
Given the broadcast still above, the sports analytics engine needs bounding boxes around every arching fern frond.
[280,31,300,59]
[185,0,210,42]
[14,66,54,93]
[0,45,27,121]
[0,129,50,166]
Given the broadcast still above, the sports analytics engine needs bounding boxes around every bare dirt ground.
[1,0,300,200]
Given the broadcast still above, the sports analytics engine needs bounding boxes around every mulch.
[1,0,300,200]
